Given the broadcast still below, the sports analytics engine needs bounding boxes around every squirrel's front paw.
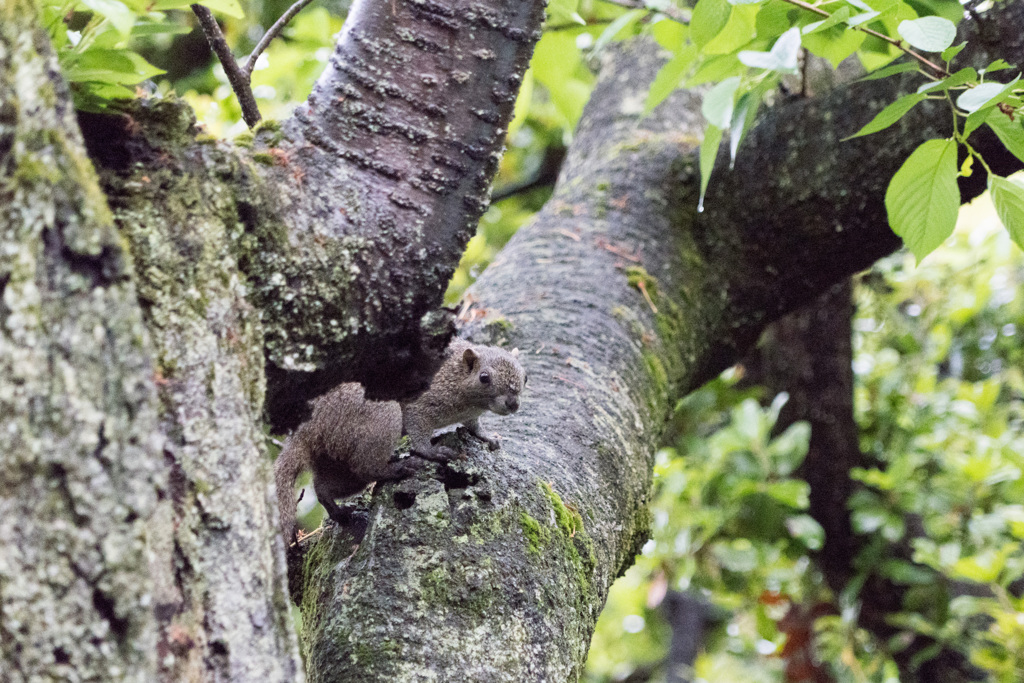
[459,425,501,451]
[394,458,426,477]
[413,445,463,462]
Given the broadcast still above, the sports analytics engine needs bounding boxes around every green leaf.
[985,109,1024,163]
[916,67,977,94]
[884,138,959,262]
[802,6,850,34]
[949,545,1016,583]
[531,32,590,127]
[63,49,165,85]
[646,45,697,113]
[755,0,794,37]
[859,61,919,82]
[79,0,135,35]
[982,58,1013,74]
[729,89,760,167]
[905,0,964,24]
[898,17,957,52]
[545,0,580,24]
[651,16,688,52]
[129,17,194,36]
[202,0,245,17]
[702,76,741,128]
[688,53,744,86]
[988,175,1024,250]
[767,421,810,474]
[956,77,1019,113]
[880,559,936,585]
[738,26,800,73]
[962,108,989,138]
[699,124,724,212]
[846,10,880,26]
[147,0,194,8]
[802,20,865,68]
[959,76,1020,136]
[941,41,966,63]
[845,92,926,139]
[786,514,824,550]
[154,0,243,18]
[70,83,136,112]
[704,4,759,55]
[691,0,732,48]
[593,10,644,54]
[764,480,810,509]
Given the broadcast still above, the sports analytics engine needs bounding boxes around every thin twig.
[636,279,658,313]
[292,523,325,547]
[191,4,262,127]
[780,0,950,77]
[597,0,689,24]
[546,18,615,32]
[243,0,318,77]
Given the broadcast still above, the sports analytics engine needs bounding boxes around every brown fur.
[273,339,526,540]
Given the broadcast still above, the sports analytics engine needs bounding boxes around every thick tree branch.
[296,33,722,676]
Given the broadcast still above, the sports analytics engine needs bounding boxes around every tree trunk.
[1,3,162,679]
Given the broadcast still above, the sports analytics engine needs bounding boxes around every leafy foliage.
[587,382,817,682]
[530,0,1024,263]
[36,0,205,111]
[585,199,1024,681]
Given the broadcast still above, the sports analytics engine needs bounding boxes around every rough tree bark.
[3,0,1024,681]
[0,8,162,680]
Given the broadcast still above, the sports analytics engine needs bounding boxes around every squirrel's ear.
[462,348,478,370]
[510,348,519,358]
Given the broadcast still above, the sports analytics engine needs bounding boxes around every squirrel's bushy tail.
[274,436,309,542]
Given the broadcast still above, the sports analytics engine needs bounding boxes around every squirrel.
[273,339,527,540]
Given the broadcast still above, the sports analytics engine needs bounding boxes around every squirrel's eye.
[479,371,491,384]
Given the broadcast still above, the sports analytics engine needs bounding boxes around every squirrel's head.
[460,345,527,416]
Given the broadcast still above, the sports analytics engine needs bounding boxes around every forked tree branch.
[243,0,318,77]
[191,0,318,128]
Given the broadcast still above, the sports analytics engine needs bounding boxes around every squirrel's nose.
[506,396,519,413]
